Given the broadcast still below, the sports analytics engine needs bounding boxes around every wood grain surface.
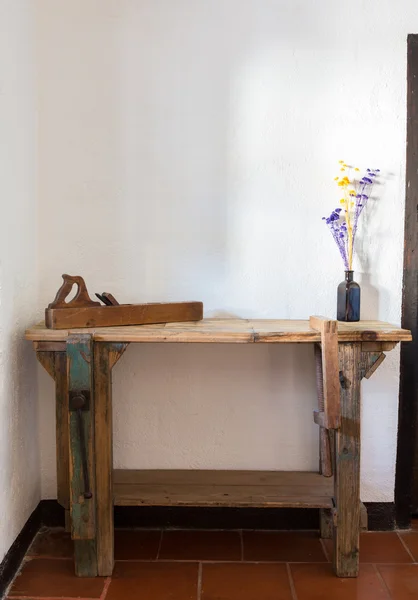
[26,318,412,344]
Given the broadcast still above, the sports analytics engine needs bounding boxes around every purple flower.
[323,165,379,269]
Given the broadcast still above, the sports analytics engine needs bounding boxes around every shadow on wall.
[112,342,319,472]
[36,0,401,489]
[37,0,344,312]
[108,0,343,472]
[36,0,333,480]
[116,0,345,313]
[356,173,393,320]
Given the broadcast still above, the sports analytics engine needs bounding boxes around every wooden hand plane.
[45,274,203,329]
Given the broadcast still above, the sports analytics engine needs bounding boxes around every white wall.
[0,0,40,563]
[36,0,415,502]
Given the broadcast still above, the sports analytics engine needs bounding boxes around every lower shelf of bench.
[113,469,334,509]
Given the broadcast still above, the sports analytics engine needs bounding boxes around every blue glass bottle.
[337,271,360,322]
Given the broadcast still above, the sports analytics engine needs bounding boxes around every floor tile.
[243,531,327,562]
[398,531,418,561]
[159,530,241,561]
[8,558,105,597]
[291,563,389,599]
[201,563,293,600]
[27,528,73,558]
[26,527,162,561]
[323,532,413,564]
[107,561,198,600]
[115,529,161,560]
[378,564,418,599]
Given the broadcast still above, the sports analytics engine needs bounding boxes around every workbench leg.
[65,509,71,533]
[333,342,361,577]
[94,343,116,576]
[314,342,333,540]
[36,346,71,527]
[55,352,70,515]
[67,335,97,577]
[320,509,333,539]
[314,344,333,479]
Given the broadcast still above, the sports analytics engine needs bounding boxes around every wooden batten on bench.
[310,316,340,480]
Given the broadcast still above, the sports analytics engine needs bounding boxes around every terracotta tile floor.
[6,527,418,599]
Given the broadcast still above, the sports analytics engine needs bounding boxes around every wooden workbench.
[26,317,412,578]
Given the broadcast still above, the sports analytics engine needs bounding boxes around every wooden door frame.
[396,33,418,527]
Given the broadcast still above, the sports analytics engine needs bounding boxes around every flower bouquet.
[323,162,379,321]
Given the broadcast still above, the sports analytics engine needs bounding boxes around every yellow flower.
[349,190,356,196]
[334,176,339,181]
[340,168,345,172]
[338,160,344,164]
[340,199,345,204]
[343,164,348,168]
[355,167,360,172]
[338,176,350,187]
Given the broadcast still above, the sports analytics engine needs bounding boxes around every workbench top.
[25,318,412,344]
